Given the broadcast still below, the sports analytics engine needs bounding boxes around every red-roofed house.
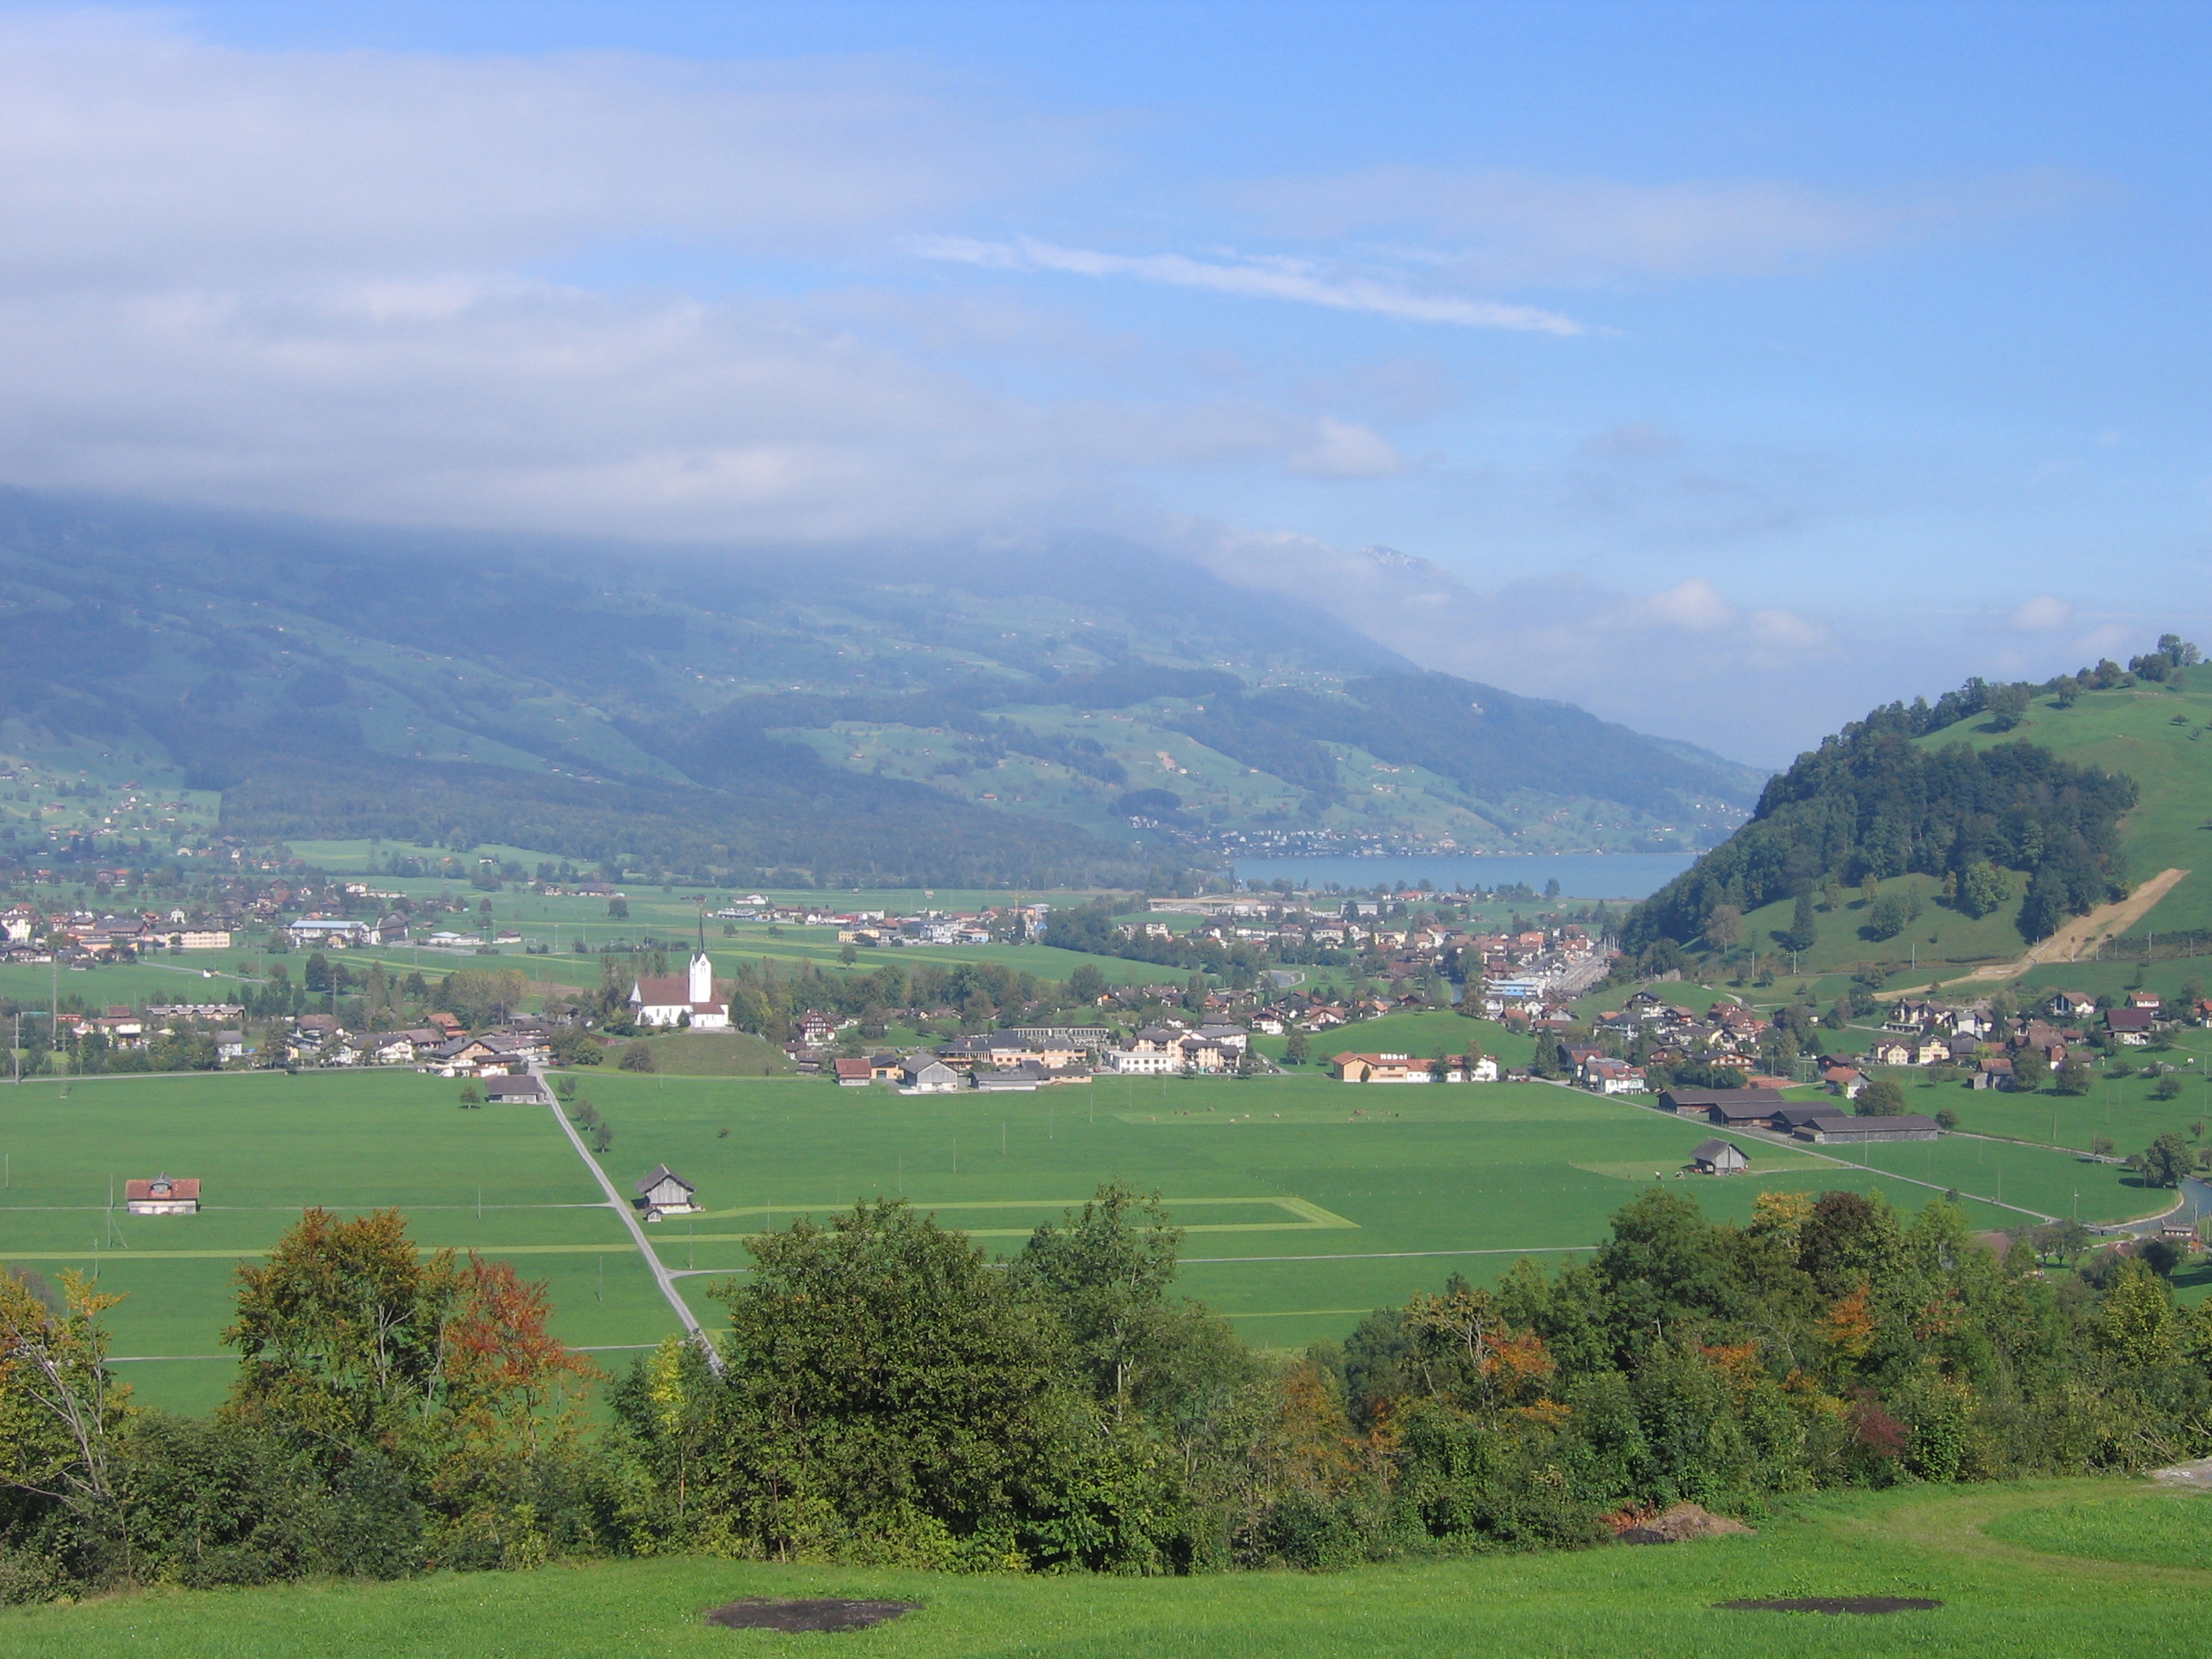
[125,1174,200,1215]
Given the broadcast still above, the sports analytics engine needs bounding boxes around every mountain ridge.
[0,489,1764,883]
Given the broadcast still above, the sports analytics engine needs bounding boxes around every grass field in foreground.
[0,1060,2159,1410]
[2,1480,2206,1657]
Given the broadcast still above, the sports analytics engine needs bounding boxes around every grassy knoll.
[3,1480,2208,1657]
[606,1030,791,1075]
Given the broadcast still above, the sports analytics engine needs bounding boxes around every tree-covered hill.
[0,490,1763,884]
[1625,646,2209,963]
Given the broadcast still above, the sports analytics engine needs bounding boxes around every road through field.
[535,1073,708,1355]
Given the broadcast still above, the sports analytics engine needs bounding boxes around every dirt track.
[1899,866,2190,993]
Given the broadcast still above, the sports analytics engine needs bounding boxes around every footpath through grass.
[3,1480,2207,1657]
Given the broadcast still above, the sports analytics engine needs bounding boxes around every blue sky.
[0,2,2203,760]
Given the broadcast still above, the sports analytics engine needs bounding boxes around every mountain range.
[0,491,1765,887]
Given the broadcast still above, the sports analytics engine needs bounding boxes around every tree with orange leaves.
[1405,1284,1557,1417]
[1821,1284,1877,1361]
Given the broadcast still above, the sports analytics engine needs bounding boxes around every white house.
[634,1165,698,1220]
[125,1174,200,1215]
[630,949,733,1029]
[1102,1048,1179,1075]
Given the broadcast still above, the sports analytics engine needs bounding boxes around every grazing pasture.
[0,1056,2163,1408]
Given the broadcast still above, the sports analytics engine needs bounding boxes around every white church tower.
[688,944,714,1005]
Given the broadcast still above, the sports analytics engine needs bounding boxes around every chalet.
[2107,1009,2157,1046]
[2127,990,2165,1011]
[360,1033,420,1067]
[1870,1039,1914,1068]
[899,1057,962,1094]
[2050,990,2098,1021]
[1972,1057,2015,1090]
[1581,1057,1648,1095]
[1795,1113,1942,1144]
[125,1174,200,1215]
[1825,1066,1866,1098]
[866,1052,905,1081]
[1691,1138,1749,1176]
[833,1057,873,1087]
[482,1074,550,1103]
[633,1166,698,1220]
[630,948,734,1030]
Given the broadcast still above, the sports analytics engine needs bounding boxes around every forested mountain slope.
[0,491,1761,883]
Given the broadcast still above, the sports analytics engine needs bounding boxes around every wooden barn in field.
[635,1166,699,1221]
[1691,1139,1750,1176]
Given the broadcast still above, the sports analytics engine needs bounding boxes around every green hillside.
[0,491,1761,888]
[1627,656,2212,977]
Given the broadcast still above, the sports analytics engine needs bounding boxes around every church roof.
[632,974,733,1008]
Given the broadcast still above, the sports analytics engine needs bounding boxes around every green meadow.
[0,1043,2158,1412]
[2,1479,2207,1658]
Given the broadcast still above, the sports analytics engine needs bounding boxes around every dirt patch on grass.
[1717,1596,1942,1615]
[1618,1502,1755,1543]
[704,1598,918,1633]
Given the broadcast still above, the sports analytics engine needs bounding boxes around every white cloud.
[909,235,1583,333]
[2008,594,2075,632]
[1284,419,1409,479]
[1243,166,2095,285]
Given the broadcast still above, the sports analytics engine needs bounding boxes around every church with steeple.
[627,923,734,1029]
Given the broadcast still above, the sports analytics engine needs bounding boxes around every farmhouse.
[2106,1008,2157,1046]
[833,1057,873,1087]
[481,1074,550,1103]
[125,1174,200,1215]
[1691,1138,1749,1176]
[634,1165,698,1220]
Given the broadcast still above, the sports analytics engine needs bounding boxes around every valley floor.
[6,1479,2208,1657]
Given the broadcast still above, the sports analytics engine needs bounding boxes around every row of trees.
[7,1183,2212,1597]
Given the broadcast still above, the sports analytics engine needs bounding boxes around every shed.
[482,1074,549,1103]
[1691,1139,1750,1176]
[634,1165,698,1220]
[833,1057,873,1087]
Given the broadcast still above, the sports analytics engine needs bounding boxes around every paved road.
[535,1067,719,1368]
